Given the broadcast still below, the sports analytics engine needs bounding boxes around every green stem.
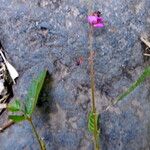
[90,52,96,113]
[88,1,100,149]
[89,52,100,150]
[28,117,45,150]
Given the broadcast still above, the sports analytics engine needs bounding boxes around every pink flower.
[87,11,104,28]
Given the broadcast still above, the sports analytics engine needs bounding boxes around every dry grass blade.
[0,103,7,109]
[144,53,150,56]
[140,36,150,48]
[141,36,150,57]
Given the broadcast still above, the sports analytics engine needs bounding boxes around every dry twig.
[0,121,14,132]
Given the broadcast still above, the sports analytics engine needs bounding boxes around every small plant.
[7,70,47,150]
[87,1,104,149]
[86,2,150,150]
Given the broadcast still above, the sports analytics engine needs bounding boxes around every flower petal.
[97,17,104,22]
[88,16,98,24]
[93,23,104,28]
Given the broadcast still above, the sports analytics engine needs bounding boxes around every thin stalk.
[89,52,99,150]
[88,0,95,113]
[88,12,100,150]
[28,117,45,150]
[87,1,100,149]
[89,50,96,113]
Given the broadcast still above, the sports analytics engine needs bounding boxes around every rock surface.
[0,0,150,150]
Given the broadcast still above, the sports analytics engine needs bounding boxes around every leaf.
[114,66,150,104]
[25,70,47,116]
[9,115,26,123]
[7,100,21,112]
[88,111,99,133]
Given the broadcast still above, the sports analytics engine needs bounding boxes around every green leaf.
[88,111,99,133]
[7,100,21,112]
[9,115,26,123]
[25,70,47,116]
[114,66,150,104]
